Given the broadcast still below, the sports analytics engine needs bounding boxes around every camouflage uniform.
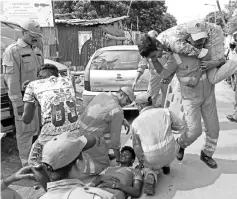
[158,21,237,84]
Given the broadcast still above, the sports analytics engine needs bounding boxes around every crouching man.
[79,87,135,175]
[131,92,187,195]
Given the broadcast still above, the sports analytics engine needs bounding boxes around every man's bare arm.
[150,58,163,74]
[22,102,36,124]
[200,58,226,71]
[116,179,143,198]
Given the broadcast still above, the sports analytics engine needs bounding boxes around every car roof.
[97,45,138,51]
[44,59,68,71]
[0,20,22,29]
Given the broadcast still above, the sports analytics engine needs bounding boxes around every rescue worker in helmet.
[79,86,135,175]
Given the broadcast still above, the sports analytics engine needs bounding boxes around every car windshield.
[90,50,141,70]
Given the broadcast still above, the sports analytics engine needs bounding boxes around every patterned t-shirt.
[23,76,80,144]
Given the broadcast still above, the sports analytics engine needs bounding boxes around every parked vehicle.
[83,45,149,110]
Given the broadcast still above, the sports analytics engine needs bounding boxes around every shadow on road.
[141,154,237,199]
[219,121,237,131]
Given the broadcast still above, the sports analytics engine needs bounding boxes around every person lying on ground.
[39,132,116,199]
[90,146,143,199]
[1,166,34,199]
[131,92,187,196]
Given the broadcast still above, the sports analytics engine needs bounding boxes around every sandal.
[144,174,156,195]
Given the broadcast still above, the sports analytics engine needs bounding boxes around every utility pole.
[51,0,60,62]
[204,3,217,24]
[216,0,227,27]
[137,16,139,31]
[127,0,133,16]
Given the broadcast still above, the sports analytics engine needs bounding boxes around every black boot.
[200,150,218,169]
[226,115,237,123]
[162,166,170,175]
[176,139,185,161]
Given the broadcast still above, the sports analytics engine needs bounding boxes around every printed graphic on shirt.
[23,76,80,144]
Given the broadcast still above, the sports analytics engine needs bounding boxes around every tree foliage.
[204,1,237,33]
[204,11,230,29]
[224,0,237,16]
[125,1,175,33]
[90,1,128,18]
[224,1,237,34]
[53,0,177,33]
[163,13,177,30]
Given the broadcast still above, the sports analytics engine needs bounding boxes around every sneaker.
[200,150,218,169]
[176,139,185,161]
[144,174,156,195]
[226,115,237,123]
[162,166,170,175]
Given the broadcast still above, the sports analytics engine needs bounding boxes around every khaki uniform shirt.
[2,38,43,107]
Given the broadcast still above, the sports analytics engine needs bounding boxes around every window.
[90,50,141,70]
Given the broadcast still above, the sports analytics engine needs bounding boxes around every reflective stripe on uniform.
[79,120,98,132]
[205,135,218,144]
[142,136,175,153]
[109,107,120,117]
[203,135,218,155]
[179,73,207,82]
[83,153,96,174]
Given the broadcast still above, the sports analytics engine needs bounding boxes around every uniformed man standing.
[2,19,43,166]
[138,33,220,169]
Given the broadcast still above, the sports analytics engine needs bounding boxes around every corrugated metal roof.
[97,45,138,51]
[55,16,128,26]
[1,20,22,30]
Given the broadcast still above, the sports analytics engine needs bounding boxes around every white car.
[83,45,149,110]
